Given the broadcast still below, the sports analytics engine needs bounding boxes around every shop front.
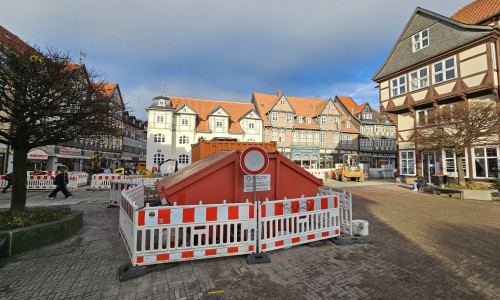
[27,149,48,171]
[291,147,320,168]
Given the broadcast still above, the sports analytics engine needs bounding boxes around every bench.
[431,186,464,200]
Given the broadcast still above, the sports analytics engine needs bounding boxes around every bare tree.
[414,100,500,186]
[0,43,122,210]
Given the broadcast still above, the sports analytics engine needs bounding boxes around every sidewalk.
[0,184,499,299]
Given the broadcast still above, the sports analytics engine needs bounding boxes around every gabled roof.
[94,83,125,110]
[207,105,231,117]
[167,96,258,134]
[451,0,500,24]
[355,103,368,115]
[253,92,328,129]
[175,103,198,115]
[334,102,358,133]
[372,7,496,81]
[0,25,33,53]
[335,96,362,123]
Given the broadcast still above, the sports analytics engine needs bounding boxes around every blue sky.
[1,0,472,119]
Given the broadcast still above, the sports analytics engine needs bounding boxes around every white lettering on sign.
[244,174,271,192]
[61,149,82,155]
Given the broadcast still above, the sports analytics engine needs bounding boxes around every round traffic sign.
[240,146,269,175]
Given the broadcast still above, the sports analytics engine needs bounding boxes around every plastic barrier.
[109,180,141,206]
[120,185,353,267]
[120,185,256,266]
[69,172,88,186]
[258,194,340,252]
[0,173,86,191]
[91,174,127,189]
[305,168,331,179]
[318,189,353,236]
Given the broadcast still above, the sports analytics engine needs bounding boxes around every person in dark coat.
[48,167,72,199]
[2,172,14,193]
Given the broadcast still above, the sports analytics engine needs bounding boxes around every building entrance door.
[422,152,438,183]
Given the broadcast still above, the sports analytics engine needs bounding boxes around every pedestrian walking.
[2,172,14,193]
[48,167,72,199]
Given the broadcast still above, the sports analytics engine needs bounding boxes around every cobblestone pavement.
[0,181,499,299]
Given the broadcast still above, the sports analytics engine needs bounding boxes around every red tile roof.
[335,95,363,124]
[169,96,256,134]
[334,102,358,133]
[451,0,500,24]
[253,93,328,129]
[94,83,117,98]
[0,25,33,53]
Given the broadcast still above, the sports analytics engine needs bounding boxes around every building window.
[179,135,189,144]
[178,154,189,164]
[360,139,365,147]
[297,116,303,124]
[154,133,165,143]
[374,140,379,147]
[279,131,285,142]
[413,28,429,52]
[433,57,456,84]
[156,115,164,123]
[328,103,333,109]
[409,67,429,91]
[472,147,498,178]
[334,116,340,128]
[153,153,165,164]
[271,131,278,141]
[293,132,299,142]
[391,75,406,97]
[314,133,319,143]
[416,108,435,127]
[400,150,415,175]
[181,118,188,125]
[320,133,326,143]
[272,112,278,122]
[492,43,498,70]
[305,117,311,124]
[443,149,468,178]
[320,116,327,125]
[248,122,255,129]
[216,121,223,128]
[286,113,293,123]
[307,133,313,142]
[345,121,350,129]
[280,98,285,105]
[333,134,339,143]
[300,132,305,142]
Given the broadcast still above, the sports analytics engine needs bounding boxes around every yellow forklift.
[335,154,364,182]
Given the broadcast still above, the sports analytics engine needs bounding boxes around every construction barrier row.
[91,174,160,190]
[0,172,88,191]
[119,185,352,267]
[108,178,162,206]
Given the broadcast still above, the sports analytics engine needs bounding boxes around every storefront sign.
[60,149,81,155]
[27,149,48,160]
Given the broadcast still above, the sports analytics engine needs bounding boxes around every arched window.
[179,136,189,144]
[153,153,164,164]
[178,154,189,164]
[154,133,165,143]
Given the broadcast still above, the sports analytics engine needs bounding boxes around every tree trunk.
[456,154,466,187]
[10,147,28,211]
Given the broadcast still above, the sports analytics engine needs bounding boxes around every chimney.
[277,90,283,97]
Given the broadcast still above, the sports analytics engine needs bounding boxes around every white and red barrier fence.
[119,185,353,267]
[109,180,141,206]
[0,172,88,191]
[305,168,331,179]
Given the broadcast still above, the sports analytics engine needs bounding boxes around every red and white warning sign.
[240,146,269,175]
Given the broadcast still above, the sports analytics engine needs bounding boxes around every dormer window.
[183,107,188,113]
[297,116,303,124]
[413,28,429,52]
[305,117,311,124]
[345,121,350,128]
[159,101,164,106]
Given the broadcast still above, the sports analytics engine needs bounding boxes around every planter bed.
[0,210,83,258]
